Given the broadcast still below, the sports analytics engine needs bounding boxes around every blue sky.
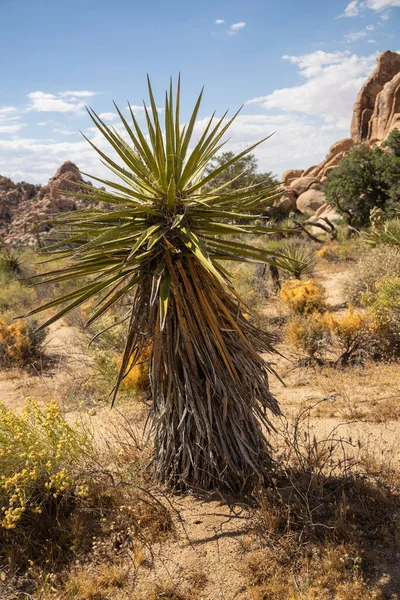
[0,0,399,183]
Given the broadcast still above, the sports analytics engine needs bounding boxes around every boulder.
[351,51,400,143]
[302,165,319,177]
[281,169,304,185]
[289,176,320,196]
[329,138,354,155]
[296,189,326,215]
[274,189,297,211]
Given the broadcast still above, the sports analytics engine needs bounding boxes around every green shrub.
[326,144,400,228]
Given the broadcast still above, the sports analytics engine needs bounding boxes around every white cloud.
[247,51,377,128]
[0,124,24,134]
[0,106,18,118]
[0,106,24,133]
[365,0,400,10]
[36,120,59,127]
[27,91,86,113]
[340,1,360,16]
[344,30,368,41]
[99,111,118,121]
[366,24,375,29]
[215,19,224,24]
[52,128,77,136]
[368,38,377,42]
[228,22,246,36]
[192,112,349,178]
[59,90,97,98]
[339,0,400,17]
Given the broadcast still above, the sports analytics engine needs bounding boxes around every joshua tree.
[26,78,288,492]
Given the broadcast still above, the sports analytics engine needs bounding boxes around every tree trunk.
[149,257,280,492]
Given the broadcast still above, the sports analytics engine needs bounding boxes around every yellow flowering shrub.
[280,279,326,315]
[0,318,47,369]
[0,399,93,529]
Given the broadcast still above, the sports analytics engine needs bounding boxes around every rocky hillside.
[0,162,92,246]
[279,50,400,220]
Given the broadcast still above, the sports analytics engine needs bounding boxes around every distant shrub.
[327,306,371,364]
[315,240,359,263]
[0,249,23,276]
[286,312,330,358]
[286,307,372,364]
[0,280,34,316]
[281,279,326,315]
[361,276,400,356]
[344,245,400,304]
[0,318,47,369]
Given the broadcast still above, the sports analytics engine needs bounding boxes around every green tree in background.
[205,152,278,191]
[326,141,400,228]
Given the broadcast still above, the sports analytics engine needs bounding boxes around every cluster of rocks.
[0,162,91,246]
[277,50,400,222]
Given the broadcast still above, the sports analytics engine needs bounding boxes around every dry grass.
[239,403,400,599]
[243,544,385,599]
[57,563,130,600]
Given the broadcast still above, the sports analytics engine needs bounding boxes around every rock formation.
[0,162,92,246]
[351,50,400,144]
[277,50,400,221]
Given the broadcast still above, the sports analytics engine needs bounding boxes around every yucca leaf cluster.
[27,78,286,491]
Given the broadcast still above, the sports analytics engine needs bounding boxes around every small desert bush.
[281,279,326,315]
[0,278,35,317]
[286,307,372,364]
[328,306,371,364]
[361,276,400,356]
[286,312,330,358]
[345,244,400,303]
[0,318,47,369]
[0,249,24,276]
